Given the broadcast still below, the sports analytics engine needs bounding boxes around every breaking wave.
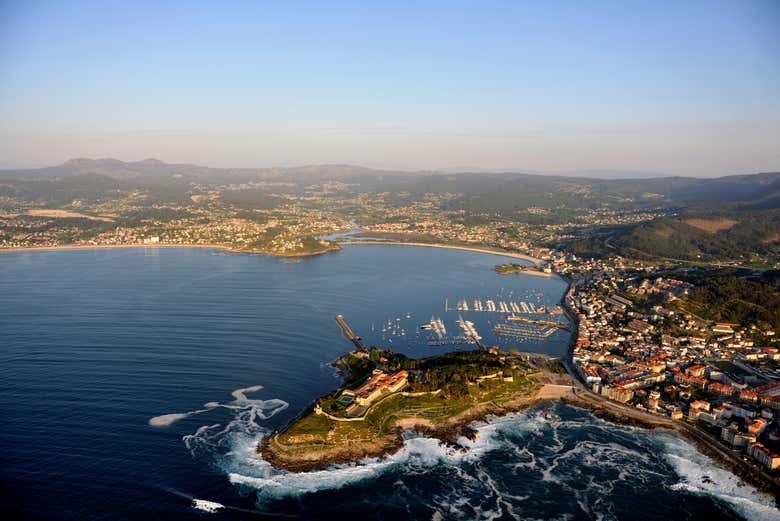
[182,394,779,520]
[660,432,779,521]
[224,408,547,510]
[229,432,503,499]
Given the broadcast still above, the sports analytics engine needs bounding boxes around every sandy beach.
[345,240,544,268]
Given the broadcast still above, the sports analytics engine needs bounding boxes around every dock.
[335,314,364,349]
[506,314,570,330]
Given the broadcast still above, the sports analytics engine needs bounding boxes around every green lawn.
[275,370,540,453]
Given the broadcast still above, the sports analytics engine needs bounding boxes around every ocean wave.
[184,393,778,520]
[225,410,542,505]
[659,432,780,521]
[229,435,479,500]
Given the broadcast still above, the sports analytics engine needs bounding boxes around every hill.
[2,158,778,211]
[568,208,780,263]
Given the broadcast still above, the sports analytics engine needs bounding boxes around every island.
[493,262,529,275]
[260,347,561,471]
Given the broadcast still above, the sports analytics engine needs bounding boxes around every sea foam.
[150,385,288,428]
[184,390,780,520]
[226,411,536,501]
[660,432,779,521]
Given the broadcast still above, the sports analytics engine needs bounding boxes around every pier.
[335,314,364,349]
[506,315,570,330]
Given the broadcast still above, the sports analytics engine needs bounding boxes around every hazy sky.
[1,0,778,175]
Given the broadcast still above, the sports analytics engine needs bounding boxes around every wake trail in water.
[149,385,289,427]
[149,408,215,427]
[160,485,297,518]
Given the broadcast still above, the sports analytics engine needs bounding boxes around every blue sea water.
[0,245,777,520]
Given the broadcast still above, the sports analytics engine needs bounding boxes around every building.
[709,382,737,397]
[648,390,661,410]
[711,323,736,335]
[748,418,769,437]
[686,365,707,377]
[602,385,634,403]
[747,442,780,470]
[342,369,409,406]
[721,424,756,448]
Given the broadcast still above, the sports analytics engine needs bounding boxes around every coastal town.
[5,3,780,517]
[0,203,349,256]
[561,255,780,480]
[3,161,779,491]
[1,165,730,263]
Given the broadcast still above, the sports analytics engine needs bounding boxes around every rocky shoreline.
[260,391,544,472]
[262,383,780,505]
[563,394,780,502]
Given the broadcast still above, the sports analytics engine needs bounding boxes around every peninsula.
[260,345,561,471]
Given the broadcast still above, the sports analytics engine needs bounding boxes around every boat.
[493,322,555,339]
[456,314,482,341]
[426,316,447,339]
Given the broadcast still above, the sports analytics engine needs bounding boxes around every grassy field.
[273,371,540,455]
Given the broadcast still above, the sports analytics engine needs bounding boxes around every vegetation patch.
[261,348,544,471]
[494,262,528,275]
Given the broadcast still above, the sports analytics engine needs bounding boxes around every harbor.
[357,292,571,351]
[447,297,563,315]
[494,322,557,339]
[336,272,571,355]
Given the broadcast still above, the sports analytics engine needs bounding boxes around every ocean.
[0,245,776,520]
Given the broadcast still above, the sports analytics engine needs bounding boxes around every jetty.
[336,314,364,349]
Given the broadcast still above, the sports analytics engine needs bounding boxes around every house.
[748,442,780,470]
[342,369,409,406]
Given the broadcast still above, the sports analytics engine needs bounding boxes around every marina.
[493,322,557,339]
[421,316,447,339]
[426,335,474,346]
[373,293,571,349]
[455,315,482,342]
[446,297,564,316]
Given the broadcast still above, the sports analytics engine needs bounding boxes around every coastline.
[563,390,780,501]
[0,242,340,258]
[1,239,547,272]
[261,382,556,473]
[344,240,545,269]
[12,238,772,497]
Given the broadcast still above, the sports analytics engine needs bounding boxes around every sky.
[0,0,778,176]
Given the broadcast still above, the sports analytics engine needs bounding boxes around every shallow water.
[0,246,776,520]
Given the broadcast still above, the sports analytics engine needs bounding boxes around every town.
[2,162,779,486]
[563,256,780,476]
